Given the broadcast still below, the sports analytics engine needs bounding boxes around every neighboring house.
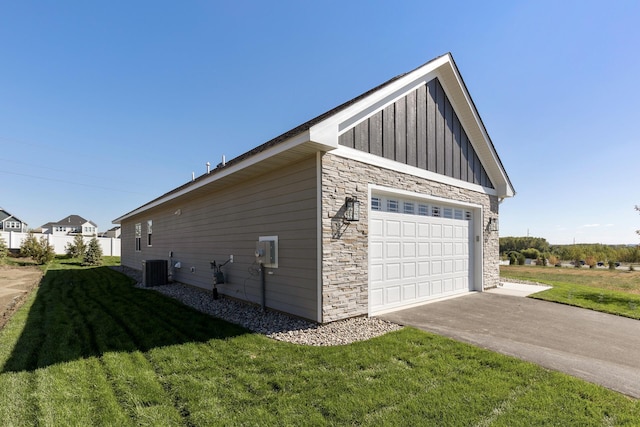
[42,215,99,236]
[0,208,28,232]
[114,53,515,323]
[100,226,121,239]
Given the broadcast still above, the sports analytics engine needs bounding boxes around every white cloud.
[582,224,600,228]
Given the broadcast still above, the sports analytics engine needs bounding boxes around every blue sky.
[1,1,638,245]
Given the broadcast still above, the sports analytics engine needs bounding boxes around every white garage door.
[369,197,473,315]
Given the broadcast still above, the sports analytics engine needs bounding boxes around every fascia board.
[113,130,313,224]
[436,59,515,198]
[309,56,451,148]
[310,54,513,198]
[496,182,515,198]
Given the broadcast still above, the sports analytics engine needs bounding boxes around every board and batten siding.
[120,155,319,321]
[339,77,493,189]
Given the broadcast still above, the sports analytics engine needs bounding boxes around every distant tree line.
[499,237,550,254]
[500,236,640,266]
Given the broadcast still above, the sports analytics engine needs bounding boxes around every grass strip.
[0,264,637,425]
[531,282,640,319]
[501,266,640,319]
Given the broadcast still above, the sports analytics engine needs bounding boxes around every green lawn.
[2,254,121,269]
[0,265,638,426]
[501,265,640,319]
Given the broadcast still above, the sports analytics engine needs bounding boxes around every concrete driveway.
[379,287,640,398]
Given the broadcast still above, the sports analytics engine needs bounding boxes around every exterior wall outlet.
[190,266,196,273]
[229,255,233,263]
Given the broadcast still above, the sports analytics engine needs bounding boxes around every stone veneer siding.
[321,152,499,323]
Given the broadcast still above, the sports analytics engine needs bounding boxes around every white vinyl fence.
[0,231,121,257]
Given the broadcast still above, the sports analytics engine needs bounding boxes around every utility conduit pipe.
[261,263,266,312]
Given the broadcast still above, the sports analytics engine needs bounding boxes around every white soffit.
[310,55,450,149]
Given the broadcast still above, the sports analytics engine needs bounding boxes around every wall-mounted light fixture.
[488,217,499,232]
[344,197,360,222]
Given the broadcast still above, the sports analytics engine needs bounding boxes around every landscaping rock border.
[111,266,402,346]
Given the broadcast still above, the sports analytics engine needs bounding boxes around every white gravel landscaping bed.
[112,266,402,346]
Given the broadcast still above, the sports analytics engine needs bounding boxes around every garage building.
[114,53,515,323]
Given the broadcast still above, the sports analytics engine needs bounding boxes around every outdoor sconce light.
[344,197,360,222]
[488,217,499,232]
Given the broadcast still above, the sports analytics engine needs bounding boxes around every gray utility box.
[142,259,168,287]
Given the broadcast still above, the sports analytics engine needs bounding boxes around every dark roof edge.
[115,54,451,222]
[222,53,450,171]
[116,53,517,221]
[0,208,26,224]
[447,54,516,196]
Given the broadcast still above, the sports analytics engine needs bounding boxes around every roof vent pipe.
[217,155,226,169]
[192,172,195,181]
[206,162,211,174]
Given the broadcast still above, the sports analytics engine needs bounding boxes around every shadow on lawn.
[2,267,248,373]
[574,291,640,309]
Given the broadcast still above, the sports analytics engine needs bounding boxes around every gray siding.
[121,155,319,321]
[339,77,494,189]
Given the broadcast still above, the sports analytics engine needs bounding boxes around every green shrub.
[65,235,87,258]
[82,237,103,266]
[609,261,616,270]
[0,236,7,261]
[520,248,541,260]
[538,253,548,266]
[20,232,55,265]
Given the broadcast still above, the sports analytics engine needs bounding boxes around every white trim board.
[369,184,484,211]
[316,152,323,323]
[335,146,497,196]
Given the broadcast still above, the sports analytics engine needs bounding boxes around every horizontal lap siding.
[121,156,319,320]
[338,77,494,189]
